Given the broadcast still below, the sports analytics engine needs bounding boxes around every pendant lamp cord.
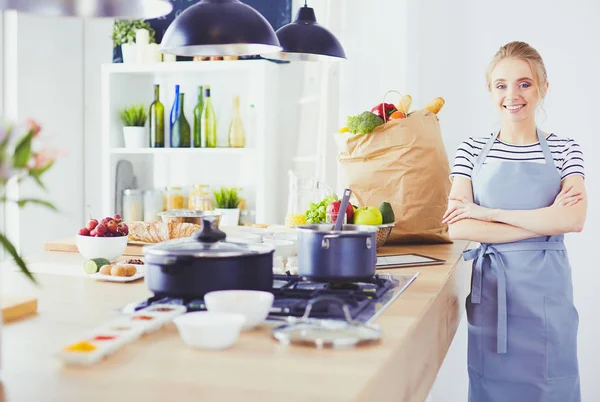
[304,0,308,7]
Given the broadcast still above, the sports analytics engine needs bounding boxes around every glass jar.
[123,189,143,221]
[143,189,163,221]
[165,186,185,210]
[188,184,213,210]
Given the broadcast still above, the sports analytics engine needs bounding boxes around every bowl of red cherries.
[76,214,129,261]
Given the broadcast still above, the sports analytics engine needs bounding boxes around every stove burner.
[132,272,416,323]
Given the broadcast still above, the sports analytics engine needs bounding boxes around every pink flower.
[25,119,41,137]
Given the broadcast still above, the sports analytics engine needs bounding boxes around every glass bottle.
[188,184,213,210]
[143,189,163,221]
[123,189,143,221]
[193,86,204,148]
[203,86,217,148]
[165,186,185,210]
[169,84,180,133]
[228,95,246,148]
[148,84,164,147]
[171,93,191,148]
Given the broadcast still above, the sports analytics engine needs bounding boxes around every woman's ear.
[541,81,549,98]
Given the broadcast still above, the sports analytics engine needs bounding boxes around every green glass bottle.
[148,84,165,147]
[171,93,190,148]
[193,85,204,148]
[203,86,217,148]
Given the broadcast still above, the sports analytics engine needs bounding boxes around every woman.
[443,41,586,402]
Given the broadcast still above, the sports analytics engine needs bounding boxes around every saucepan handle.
[301,296,355,324]
[321,234,342,249]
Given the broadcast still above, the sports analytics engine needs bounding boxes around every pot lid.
[143,217,274,258]
[272,296,382,349]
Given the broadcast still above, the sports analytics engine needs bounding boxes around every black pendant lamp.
[160,0,282,57]
[262,1,346,62]
[0,0,172,19]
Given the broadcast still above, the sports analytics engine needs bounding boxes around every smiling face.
[489,57,548,124]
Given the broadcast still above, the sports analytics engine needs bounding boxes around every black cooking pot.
[296,224,378,282]
[143,218,275,298]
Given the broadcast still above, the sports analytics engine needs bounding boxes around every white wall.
[4,13,85,257]
[339,0,600,400]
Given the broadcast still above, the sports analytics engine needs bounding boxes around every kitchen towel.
[335,109,452,244]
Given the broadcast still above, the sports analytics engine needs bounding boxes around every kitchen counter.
[0,240,471,402]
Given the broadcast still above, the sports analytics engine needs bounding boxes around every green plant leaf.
[120,104,147,127]
[13,131,33,168]
[0,232,36,285]
[16,198,57,211]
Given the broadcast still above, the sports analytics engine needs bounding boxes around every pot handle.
[321,234,341,249]
[194,217,227,243]
[301,296,355,324]
[321,234,373,250]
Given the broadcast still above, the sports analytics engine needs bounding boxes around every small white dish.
[173,311,246,350]
[262,237,296,258]
[89,271,144,283]
[204,290,274,331]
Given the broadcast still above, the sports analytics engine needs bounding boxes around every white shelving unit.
[100,59,314,225]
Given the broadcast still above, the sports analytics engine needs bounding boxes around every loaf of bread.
[125,221,201,243]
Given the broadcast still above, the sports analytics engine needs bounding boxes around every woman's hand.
[442,196,497,225]
[552,184,584,207]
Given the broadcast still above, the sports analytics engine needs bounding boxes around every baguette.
[125,221,201,243]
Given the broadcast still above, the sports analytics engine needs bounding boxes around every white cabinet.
[100,59,313,225]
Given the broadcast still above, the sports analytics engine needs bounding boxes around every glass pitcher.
[285,170,334,227]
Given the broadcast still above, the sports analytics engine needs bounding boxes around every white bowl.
[204,290,274,331]
[173,312,246,350]
[226,232,263,244]
[75,234,128,262]
[233,226,274,240]
[262,237,296,258]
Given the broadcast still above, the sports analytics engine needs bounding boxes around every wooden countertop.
[0,240,471,402]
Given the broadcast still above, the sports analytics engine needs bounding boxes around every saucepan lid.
[272,296,382,349]
[143,217,274,258]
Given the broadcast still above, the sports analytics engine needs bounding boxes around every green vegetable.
[347,112,384,135]
[305,195,338,224]
[379,202,395,224]
[84,258,111,274]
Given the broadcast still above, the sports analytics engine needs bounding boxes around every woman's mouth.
[503,104,525,113]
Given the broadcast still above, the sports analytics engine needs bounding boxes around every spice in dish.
[64,341,97,352]
[92,335,117,341]
[109,326,132,331]
[150,307,175,312]
[132,315,155,321]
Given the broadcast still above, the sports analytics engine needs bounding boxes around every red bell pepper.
[370,103,397,120]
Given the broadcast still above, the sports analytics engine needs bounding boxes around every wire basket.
[376,223,395,249]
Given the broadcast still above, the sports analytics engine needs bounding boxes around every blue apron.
[463,129,581,402]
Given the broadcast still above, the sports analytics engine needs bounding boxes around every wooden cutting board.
[2,296,38,323]
[45,237,145,256]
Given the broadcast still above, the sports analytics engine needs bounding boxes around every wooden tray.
[2,296,38,323]
[45,237,145,256]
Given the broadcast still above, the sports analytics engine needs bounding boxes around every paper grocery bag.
[335,109,452,244]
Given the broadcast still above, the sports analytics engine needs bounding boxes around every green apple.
[353,206,383,225]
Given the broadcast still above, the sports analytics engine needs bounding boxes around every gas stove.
[130,272,418,324]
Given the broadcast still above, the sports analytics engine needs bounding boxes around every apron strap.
[473,131,500,176]
[536,128,555,166]
[463,241,566,354]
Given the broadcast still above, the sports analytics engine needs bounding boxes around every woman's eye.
[520,82,531,88]
[496,84,506,89]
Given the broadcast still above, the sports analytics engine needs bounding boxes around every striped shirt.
[450,133,585,181]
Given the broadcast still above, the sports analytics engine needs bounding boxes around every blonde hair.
[485,41,548,99]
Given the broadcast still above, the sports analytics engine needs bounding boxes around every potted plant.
[111,20,156,64]
[120,104,148,148]
[213,187,241,226]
